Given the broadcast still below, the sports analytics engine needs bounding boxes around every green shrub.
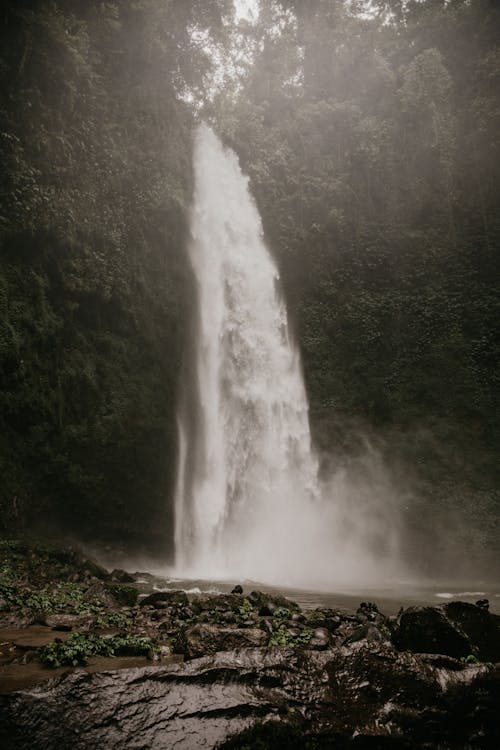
[39,632,158,668]
[268,624,312,648]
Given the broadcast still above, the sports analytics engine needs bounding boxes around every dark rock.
[110,569,135,583]
[307,608,343,632]
[175,623,268,659]
[106,584,138,607]
[393,606,470,658]
[43,614,92,631]
[393,602,500,662]
[476,599,489,611]
[191,594,246,614]
[247,590,299,613]
[258,602,277,616]
[1,644,499,749]
[443,601,500,662]
[140,590,189,609]
[231,585,243,595]
[308,626,330,650]
[82,581,116,609]
[80,558,110,580]
[261,618,274,634]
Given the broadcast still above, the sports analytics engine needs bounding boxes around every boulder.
[43,614,92,631]
[139,590,189,609]
[191,594,248,614]
[175,623,268,659]
[247,590,299,613]
[393,606,469,658]
[443,601,500,662]
[109,569,135,583]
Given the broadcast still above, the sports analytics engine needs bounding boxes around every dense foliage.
[0,0,230,555]
[0,0,498,572]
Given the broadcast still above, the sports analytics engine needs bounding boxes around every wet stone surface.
[1,541,499,748]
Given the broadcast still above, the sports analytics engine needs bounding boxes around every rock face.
[0,644,498,750]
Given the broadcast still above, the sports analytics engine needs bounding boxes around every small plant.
[272,607,291,622]
[39,632,159,668]
[460,654,481,665]
[268,624,313,647]
[94,611,130,628]
[238,598,254,620]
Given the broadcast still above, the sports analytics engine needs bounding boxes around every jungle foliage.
[0,0,231,553]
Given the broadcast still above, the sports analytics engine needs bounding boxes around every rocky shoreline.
[0,540,499,748]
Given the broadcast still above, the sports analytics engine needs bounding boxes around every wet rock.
[443,601,500,662]
[231,585,243,595]
[2,644,498,749]
[191,594,246,614]
[393,603,500,662]
[80,558,110,581]
[307,608,344,632]
[110,569,135,583]
[308,627,330,650]
[105,584,138,607]
[261,618,274,634]
[140,590,189,609]
[248,590,299,613]
[175,623,268,659]
[393,606,467,659]
[43,614,91,631]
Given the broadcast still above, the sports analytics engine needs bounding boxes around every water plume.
[174,123,400,589]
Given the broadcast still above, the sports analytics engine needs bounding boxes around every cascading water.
[175,124,400,587]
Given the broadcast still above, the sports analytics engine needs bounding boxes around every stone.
[175,623,268,660]
[247,590,299,613]
[191,594,248,614]
[139,590,189,609]
[110,569,135,583]
[443,601,500,662]
[392,605,470,659]
[43,614,91,631]
[231,585,243,595]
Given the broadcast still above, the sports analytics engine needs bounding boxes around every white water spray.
[174,124,399,588]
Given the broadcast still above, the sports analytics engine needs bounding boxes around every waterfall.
[174,124,320,584]
[174,124,400,587]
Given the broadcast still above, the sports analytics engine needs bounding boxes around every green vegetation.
[0,581,104,615]
[269,624,313,647]
[0,0,231,554]
[461,654,481,665]
[39,632,158,668]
